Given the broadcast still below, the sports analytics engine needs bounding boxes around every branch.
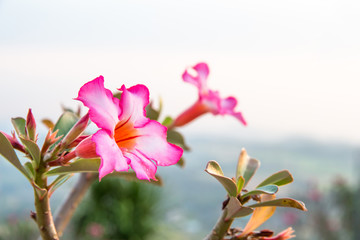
[204,209,234,240]
[53,172,97,237]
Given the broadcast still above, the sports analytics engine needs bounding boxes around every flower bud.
[26,109,37,141]
[0,131,25,153]
[61,113,90,148]
[74,136,99,159]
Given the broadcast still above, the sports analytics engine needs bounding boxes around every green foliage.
[0,219,37,240]
[53,111,79,141]
[72,178,162,240]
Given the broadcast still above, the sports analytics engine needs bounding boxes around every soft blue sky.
[0,0,359,144]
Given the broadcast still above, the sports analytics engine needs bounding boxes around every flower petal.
[135,120,183,166]
[182,62,209,94]
[220,97,247,125]
[118,84,149,127]
[75,76,120,135]
[92,130,129,180]
[125,150,157,181]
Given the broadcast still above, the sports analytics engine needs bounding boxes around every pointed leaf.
[225,196,254,220]
[205,160,237,197]
[45,158,100,176]
[240,194,276,237]
[0,131,31,181]
[145,102,160,121]
[48,174,73,196]
[11,117,26,137]
[257,170,293,188]
[237,176,245,195]
[167,130,190,151]
[241,185,279,200]
[53,111,79,141]
[20,137,41,167]
[248,198,307,211]
[236,149,260,187]
[107,172,163,186]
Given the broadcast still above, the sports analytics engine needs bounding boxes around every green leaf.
[247,198,307,211]
[45,158,100,176]
[257,170,293,188]
[53,111,79,141]
[11,117,26,137]
[236,149,260,187]
[167,130,190,151]
[0,131,31,181]
[48,174,73,196]
[24,162,35,179]
[225,196,254,220]
[145,102,161,121]
[205,160,238,197]
[176,157,185,168]
[106,172,163,186]
[241,185,279,200]
[162,116,173,127]
[20,137,41,167]
[236,176,245,195]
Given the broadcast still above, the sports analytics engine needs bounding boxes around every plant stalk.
[204,209,234,240]
[54,172,97,237]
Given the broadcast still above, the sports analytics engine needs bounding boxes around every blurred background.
[0,0,359,239]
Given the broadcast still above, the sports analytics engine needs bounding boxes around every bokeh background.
[0,0,359,239]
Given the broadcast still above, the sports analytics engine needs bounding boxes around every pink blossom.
[260,227,295,240]
[75,76,183,180]
[171,62,246,128]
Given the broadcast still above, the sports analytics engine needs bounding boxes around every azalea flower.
[260,227,295,240]
[74,76,183,180]
[171,62,247,128]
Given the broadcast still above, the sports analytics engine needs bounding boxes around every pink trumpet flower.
[74,76,183,181]
[171,62,247,128]
[260,227,295,240]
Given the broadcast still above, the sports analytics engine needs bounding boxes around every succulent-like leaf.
[145,101,161,121]
[248,198,307,211]
[24,162,35,179]
[236,149,260,187]
[237,176,245,195]
[257,170,293,188]
[106,172,163,186]
[48,174,73,196]
[20,137,41,167]
[167,130,190,151]
[176,157,185,168]
[240,194,277,237]
[53,111,79,141]
[11,117,26,137]
[241,185,279,200]
[0,131,31,181]
[45,158,100,176]
[162,116,173,127]
[225,196,254,220]
[42,119,55,129]
[205,160,238,197]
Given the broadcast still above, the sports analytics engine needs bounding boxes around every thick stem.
[54,173,97,237]
[204,209,234,240]
[34,165,59,240]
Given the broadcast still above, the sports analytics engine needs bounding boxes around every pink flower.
[74,76,183,181]
[260,227,295,240]
[171,62,247,128]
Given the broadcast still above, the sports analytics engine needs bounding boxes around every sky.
[0,0,359,144]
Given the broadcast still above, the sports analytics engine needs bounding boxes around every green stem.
[204,209,234,240]
[34,164,59,240]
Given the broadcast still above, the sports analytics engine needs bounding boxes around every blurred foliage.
[0,218,37,240]
[72,177,162,240]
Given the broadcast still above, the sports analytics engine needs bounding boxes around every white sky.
[0,0,359,144]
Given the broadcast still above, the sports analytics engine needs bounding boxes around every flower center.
[114,119,139,150]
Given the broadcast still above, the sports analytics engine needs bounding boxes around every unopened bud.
[75,136,99,159]
[0,131,25,153]
[61,113,90,148]
[26,109,37,141]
